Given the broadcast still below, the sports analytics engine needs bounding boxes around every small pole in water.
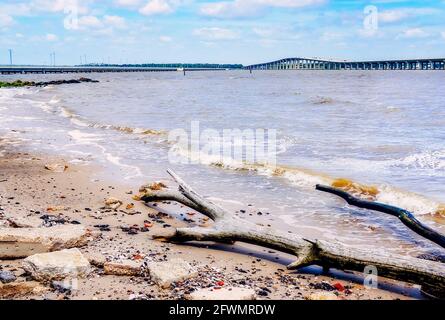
[183,69,186,76]
[249,68,252,74]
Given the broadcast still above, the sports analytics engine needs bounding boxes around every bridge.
[245,57,445,71]
[0,66,229,75]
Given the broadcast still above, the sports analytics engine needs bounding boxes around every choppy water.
[1,70,444,259]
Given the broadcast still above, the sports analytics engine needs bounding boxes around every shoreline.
[0,138,417,300]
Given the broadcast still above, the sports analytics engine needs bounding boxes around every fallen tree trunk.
[141,170,445,297]
[316,184,445,249]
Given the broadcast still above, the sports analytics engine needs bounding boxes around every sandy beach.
[0,134,419,300]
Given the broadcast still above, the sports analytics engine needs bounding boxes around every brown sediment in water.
[331,178,379,200]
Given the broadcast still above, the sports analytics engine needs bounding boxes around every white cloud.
[159,35,172,42]
[114,0,144,8]
[399,28,429,39]
[30,0,92,14]
[103,15,127,29]
[78,15,103,28]
[200,0,326,18]
[45,33,59,41]
[379,8,440,23]
[441,31,445,40]
[139,0,174,15]
[74,15,127,33]
[0,14,14,28]
[193,27,239,40]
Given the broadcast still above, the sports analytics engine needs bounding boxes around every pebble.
[0,271,16,284]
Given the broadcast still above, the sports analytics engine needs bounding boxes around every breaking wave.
[59,105,166,136]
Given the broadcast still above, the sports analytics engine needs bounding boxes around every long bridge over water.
[0,66,231,75]
[246,57,445,71]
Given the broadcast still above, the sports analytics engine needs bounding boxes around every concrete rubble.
[22,248,91,281]
[0,225,92,259]
[146,258,198,289]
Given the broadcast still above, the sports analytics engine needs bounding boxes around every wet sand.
[0,137,417,300]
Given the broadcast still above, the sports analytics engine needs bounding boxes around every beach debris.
[141,170,445,296]
[0,271,16,284]
[187,287,256,300]
[51,280,74,294]
[0,281,48,299]
[145,258,198,289]
[40,214,68,227]
[22,248,91,281]
[333,282,345,292]
[316,184,445,249]
[126,203,135,210]
[139,182,167,193]
[307,292,338,300]
[46,206,66,212]
[0,225,91,259]
[44,163,68,173]
[309,281,335,291]
[105,197,123,210]
[104,260,142,276]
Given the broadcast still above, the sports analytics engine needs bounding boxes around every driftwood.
[141,170,445,297]
[316,184,445,249]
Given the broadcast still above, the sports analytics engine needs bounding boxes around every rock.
[0,271,16,283]
[52,280,74,294]
[104,260,142,276]
[0,225,91,259]
[85,253,107,268]
[44,163,68,173]
[6,215,43,228]
[307,292,338,300]
[0,281,48,299]
[146,258,198,289]
[105,197,123,210]
[46,206,66,212]
[139,182,167,192]
[22,248,91,281]
[188,287,256,300]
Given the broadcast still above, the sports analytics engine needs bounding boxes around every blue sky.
[0,0,444,65]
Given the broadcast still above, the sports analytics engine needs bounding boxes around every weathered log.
[141,170,445,296]
[316,184,445,249]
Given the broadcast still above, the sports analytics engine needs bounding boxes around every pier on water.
[0,66,227,75]
[246,58,445,71]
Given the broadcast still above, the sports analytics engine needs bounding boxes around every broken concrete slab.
[307,292,339,300]
[104,260,142,276]
[22,248,91,281]
[188,287,256,300]
[0,281,49,299]
[5,215,43,228]
[146,258,198,289]
[85,252,107,268]
[0,225,91,259]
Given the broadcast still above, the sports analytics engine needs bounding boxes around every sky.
[0,0,444,65]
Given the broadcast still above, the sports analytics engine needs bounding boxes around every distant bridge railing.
[245,58,445,71]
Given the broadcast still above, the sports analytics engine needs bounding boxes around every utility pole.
[8,49,13,65]
[53,52,56,66]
